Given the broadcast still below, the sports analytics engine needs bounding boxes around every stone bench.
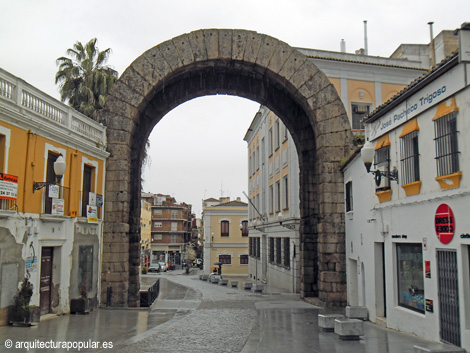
[334,318,364,340]
[414,344,466,353]
[318,314,344,332]
[219,279,228,286]
[229,280,238,288]
[199,274,209,281]
[243,282,252,290]
[210,277,219,284]
[346,306,368,320]
[252,284,264,293]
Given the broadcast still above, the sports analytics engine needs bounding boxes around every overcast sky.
[1,0,469,216]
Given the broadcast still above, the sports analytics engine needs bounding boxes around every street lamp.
[361,140,398,185]
[33,154,66,193]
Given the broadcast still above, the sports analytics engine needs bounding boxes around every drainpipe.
[22,130,34,212]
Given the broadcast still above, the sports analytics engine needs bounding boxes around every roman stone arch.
[99,29,354,307]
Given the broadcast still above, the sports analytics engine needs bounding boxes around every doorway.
[40,247,53,315]
[437,249,461,346]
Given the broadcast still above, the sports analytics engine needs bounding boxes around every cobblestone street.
[0,269,452,353]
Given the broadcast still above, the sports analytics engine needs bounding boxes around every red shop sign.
[434,203,455,244]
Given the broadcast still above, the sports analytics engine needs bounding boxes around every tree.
[55,38,118,118]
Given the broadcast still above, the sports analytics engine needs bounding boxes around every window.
[249,238,253,256]
[256,146,260,171]
[269,185,273,214]
[154,221,162,228]
[171,234,178,243]
[374,144,391,191]
[256,237,260,258]
[351,103,371,130]
[171,222,177,231]
[276,238,282,264]
[221,220,229,237]
[269,237,274,262]
[345,181,353,212]
[275,120,280,149]
[275,181,281,212]
[241,220,248,237]
[240,255,249,265]
[282,124,288,141]
[153,209,162,215]
[153,234,162,241]
[219,254,231,264]
[283,176,289,210]
[46,152,61,214]
[400,120,420,185]
[268,128,273,155]
[171,210,179,218]
[397,243,424,313]
[283,238,290,267]
[434,112,459,177]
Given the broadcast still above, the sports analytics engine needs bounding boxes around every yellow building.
[140,200,152,267]
[0,67,108,324]
[202,197,249,276]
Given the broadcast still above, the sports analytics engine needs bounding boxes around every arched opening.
[100,29,353,307]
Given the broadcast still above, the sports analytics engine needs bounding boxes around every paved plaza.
[0,269,461,352]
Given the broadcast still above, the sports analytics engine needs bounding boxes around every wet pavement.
[0,268,463,352]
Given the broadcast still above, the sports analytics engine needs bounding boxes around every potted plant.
[70,279,90,314]
[8,273,40,326]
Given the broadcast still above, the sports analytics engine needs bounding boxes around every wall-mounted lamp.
[361,140,398,185]
[33,154,66,193]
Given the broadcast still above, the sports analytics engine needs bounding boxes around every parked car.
[159,262,168,272]
[148,263,160,273]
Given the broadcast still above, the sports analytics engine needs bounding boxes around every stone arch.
[99,29,354,307]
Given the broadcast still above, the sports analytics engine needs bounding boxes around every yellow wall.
[208,207,248,275]
[0,120,106,217]
[382,82,406,102]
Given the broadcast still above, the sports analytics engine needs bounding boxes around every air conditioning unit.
[374,166,390,191]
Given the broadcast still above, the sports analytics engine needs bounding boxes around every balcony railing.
[0,68,106,148]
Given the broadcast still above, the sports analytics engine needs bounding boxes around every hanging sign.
[48,184,59,199]
[434,203,455,244]
[89,192,96,206]
[0,173,18,200]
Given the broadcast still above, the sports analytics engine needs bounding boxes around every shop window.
[219,254,231,264]
[434,112,459,177]
[269,237,274,262]
[221,220,229,237]
[276,238,282,264]
[240,255,248,265]
[283,238,290,268]
[397,243,425,313]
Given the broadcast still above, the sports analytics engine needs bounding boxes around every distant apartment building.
[202,197,249,276]
[141,193,193,266]
[140,200,152,268]
[243,31,449,293]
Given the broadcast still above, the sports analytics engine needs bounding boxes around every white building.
[243,42,429,294]
[343,23,470,350]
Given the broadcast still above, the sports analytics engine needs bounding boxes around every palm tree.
[55,38,118,118]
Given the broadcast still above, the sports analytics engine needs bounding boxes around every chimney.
[428,21,436,67]
[340,39,346,53]
[363,20,368,55]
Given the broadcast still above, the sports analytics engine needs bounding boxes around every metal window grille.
[434,112,459,177]
[269,237,274,262]
[276,238,282,264]
[400,131,420,185]
[283,238,290,268]
[351,103,370,130]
